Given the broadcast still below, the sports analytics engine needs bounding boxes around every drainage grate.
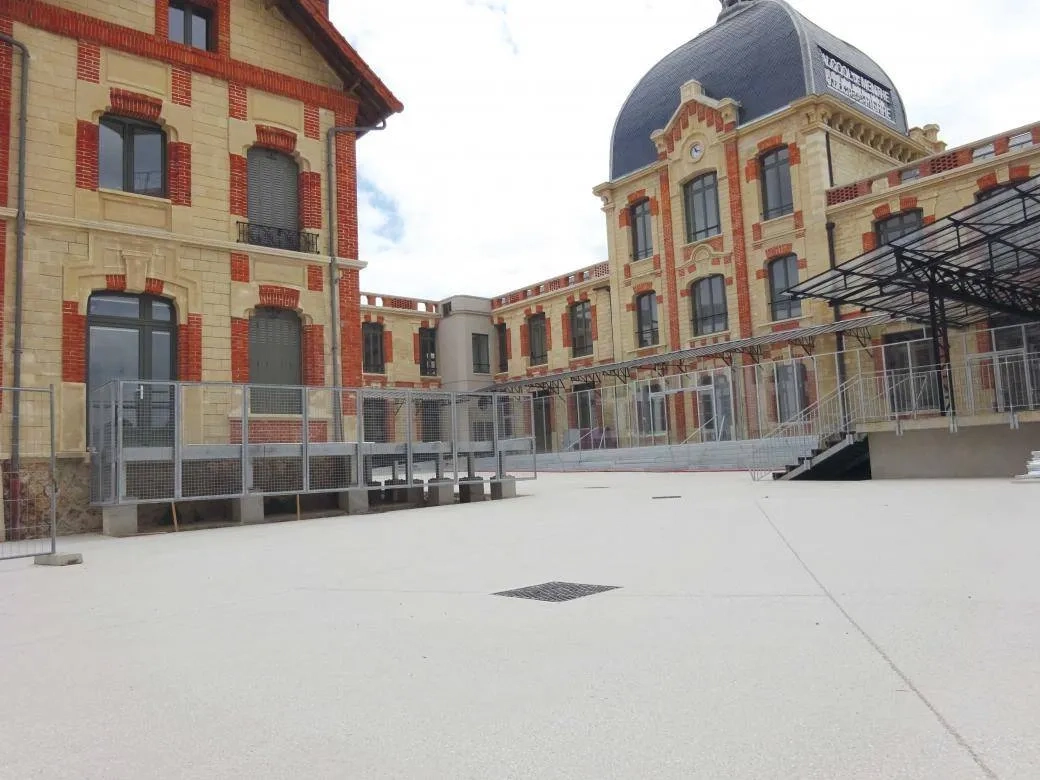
[652,495,682,500]
[493,581,620,603]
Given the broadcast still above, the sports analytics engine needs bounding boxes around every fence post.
[240,385,250,495]
[173,383,183,500]
[116,381,126,502]
[49,385,57,555]
[301,387,310,493]
[356,389,365,488]
[492,393,502,480]
[529,394,538,478]
[450,392,459,483]
[404,390,414,484]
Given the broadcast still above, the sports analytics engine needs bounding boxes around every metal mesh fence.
[89,381,536,506]
[1,387,56,560]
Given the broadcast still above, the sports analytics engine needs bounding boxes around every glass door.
[87,294,177,448]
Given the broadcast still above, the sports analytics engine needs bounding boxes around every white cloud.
[331,0,1040,300]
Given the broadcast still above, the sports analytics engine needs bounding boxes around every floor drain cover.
[652,495,682,500]
[494,581,620,603]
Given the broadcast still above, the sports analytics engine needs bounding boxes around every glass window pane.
[89,294,141,318]
[132,128,164,196]
[150,299,173,321]
[89,325,140,388]
[168,5,185,44]
[191,11,209,50]
[150,330,173,382]
[99,121,124,191]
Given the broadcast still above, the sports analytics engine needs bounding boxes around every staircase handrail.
[747,376,862,480]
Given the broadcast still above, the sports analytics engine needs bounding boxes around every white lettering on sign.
[819,49,893,122]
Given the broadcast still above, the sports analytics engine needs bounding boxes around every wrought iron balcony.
[237,221,319,254]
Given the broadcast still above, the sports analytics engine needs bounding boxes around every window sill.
[761,210,795,226]
[764,316,805,331]
[690,330,730,343]
[681,233,723,251]
[98,187,171,205]
[97,188,173,230]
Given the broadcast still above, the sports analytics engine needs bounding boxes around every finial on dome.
[718,0,753,20]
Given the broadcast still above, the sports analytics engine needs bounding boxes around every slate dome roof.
[609,0,909,180]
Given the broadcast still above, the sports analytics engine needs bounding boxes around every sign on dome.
[819,48,893,122]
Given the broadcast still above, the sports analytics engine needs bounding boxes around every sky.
[331,0,1040,301]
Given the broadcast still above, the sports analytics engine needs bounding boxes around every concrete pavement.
[1,473,1037,779]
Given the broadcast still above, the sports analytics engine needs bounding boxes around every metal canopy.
[486,313,892,392]
[791,175,1040,328]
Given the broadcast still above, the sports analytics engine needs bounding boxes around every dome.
[609,0,909,180]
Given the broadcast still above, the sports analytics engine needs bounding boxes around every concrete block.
[102,505,138,537]
[406,479,425,505]
[459,478,485,503]
[34,552,83,566]
[427,479,455,507]
[336,489,369,515]
[232,495,265,525]
[491,477,517,501]
[384,479,408,504]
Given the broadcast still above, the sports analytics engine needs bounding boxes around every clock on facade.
[690,141,705,161]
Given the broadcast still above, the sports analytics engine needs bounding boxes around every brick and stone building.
[0,0,400,531]
[3,0,1040,538]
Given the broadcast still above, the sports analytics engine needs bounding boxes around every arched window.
[87,293,177,447]
[629,198,654,260]
[760,147,793,219]
[99,116,166,197]
[691,275,727,335]
[683,172,721,242]
[635,292,659,347]
[249,307,302,414]
[245,147,301,250]
[768,254,801,321]
[875,209,922,246]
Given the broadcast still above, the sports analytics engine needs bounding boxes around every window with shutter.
[249,307,302,414]
[246,147,300,250]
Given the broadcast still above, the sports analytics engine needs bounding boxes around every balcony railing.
[237,222,319,254]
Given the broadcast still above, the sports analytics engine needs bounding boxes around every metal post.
[354,390,364,488]
[241,385,250,495]
[927,280,948,415]
[492,393,502,480]
[48,385,57,555]
[404,390,414,484]
[173,383,183,500]
[450,392,459,482]
[116,381,126,502]
[530,394,538,478]
[301,387,310,493]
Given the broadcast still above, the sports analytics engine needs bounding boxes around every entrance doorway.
[882,331,938,414]
[697,373,734,441]
[87,293,177,447]
[533,391,553,453]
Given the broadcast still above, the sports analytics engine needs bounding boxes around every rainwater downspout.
[2,34,29,520]
[325,119,386,440]
[826,220,850,429]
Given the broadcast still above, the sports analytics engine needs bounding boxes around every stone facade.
[0,0,400,532]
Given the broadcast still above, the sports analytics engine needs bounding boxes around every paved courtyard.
[2,472,1039,779]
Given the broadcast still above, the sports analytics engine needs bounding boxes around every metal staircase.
[748,378,869,481]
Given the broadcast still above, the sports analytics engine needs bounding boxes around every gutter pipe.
[325,119,386,440]
[1,33,29,529]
